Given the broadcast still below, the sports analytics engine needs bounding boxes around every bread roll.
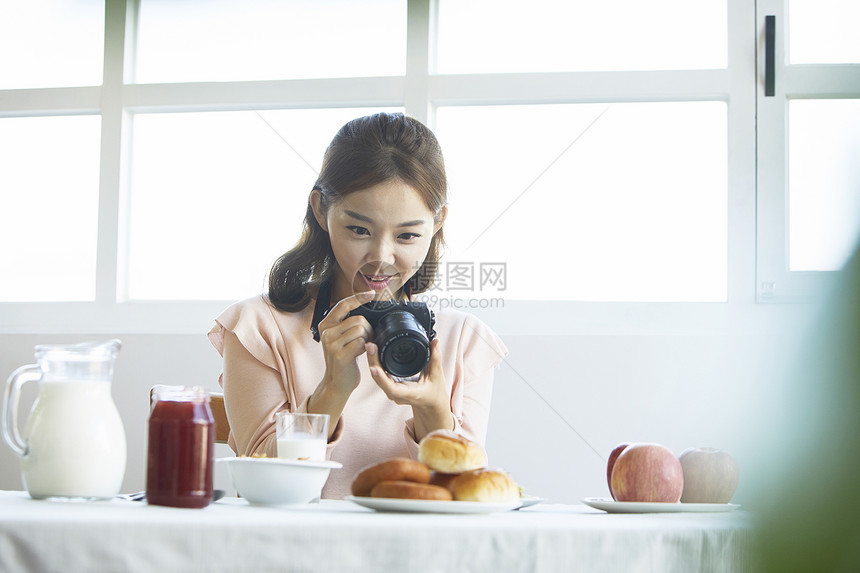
[370,480,453,501]
[351,458,431,497]
[418,429,487,474]
[450,469,519,503]
[428,471,459,491]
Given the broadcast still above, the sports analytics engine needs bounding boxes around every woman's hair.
[268,112,448,311]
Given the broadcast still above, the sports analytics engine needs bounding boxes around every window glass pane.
[127,107,401,300]
[135,0,406,83]
[789,100,860,271]
[436,0,727,74]
[0,0,104,89]
[435,102,727,302]
[0,116,101,301]
[790,0,860,64]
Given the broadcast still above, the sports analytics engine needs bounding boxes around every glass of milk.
[275,412,329,461]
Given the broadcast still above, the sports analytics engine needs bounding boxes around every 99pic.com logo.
[411,261,507,310]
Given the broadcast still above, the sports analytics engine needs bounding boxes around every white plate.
[518,495,545,508]
[346,495,524,514]
[582,497,740,514]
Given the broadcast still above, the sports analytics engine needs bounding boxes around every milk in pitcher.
[21,379,127,499]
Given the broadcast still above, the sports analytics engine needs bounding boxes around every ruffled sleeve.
[207,296,298,456]
[208,295,280,375]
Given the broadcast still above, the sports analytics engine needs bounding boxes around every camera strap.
[309,279,333,343]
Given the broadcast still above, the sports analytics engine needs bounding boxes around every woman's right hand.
[315,290,376,398]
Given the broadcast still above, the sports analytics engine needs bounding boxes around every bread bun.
[428,471,459,492]
[351,458,431,497]
[450,468,519,503]
[418,430,487,474]
[371,480,453,501]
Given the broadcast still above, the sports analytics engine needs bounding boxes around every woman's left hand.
[366,338,454,439]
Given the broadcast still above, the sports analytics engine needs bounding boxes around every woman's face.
[312,179,446,302]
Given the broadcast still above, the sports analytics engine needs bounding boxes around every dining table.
[0,489,755,573]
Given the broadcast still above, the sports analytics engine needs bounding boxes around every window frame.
[0,0,788,336]
[755,0,860,303]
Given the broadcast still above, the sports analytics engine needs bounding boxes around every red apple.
[678,447,739,503]
[610,443,684,503]
[606,442,631,500]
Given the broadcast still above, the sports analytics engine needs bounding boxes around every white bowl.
[217,457,342,505]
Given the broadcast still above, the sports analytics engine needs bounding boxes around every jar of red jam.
[146,386,214,508]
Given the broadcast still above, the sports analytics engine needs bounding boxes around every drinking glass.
[275,412,329,461]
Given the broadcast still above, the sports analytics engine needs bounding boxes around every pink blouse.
[207,295,507,499]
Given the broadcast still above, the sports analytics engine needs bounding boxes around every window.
[0,116,102,301]
[0,0,104,89]
[436,102,728,302]
[432,0,732,303]
[789,0,860,64]
[787,100,860,272]
[127,107,400,301]
[756,0,860,301]
[436,0,727,73]
[135,0,406,83]
[1,0,857,333]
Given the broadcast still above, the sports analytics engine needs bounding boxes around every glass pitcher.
[2,339,127,500]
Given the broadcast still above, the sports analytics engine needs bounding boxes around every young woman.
[208,112,507,498]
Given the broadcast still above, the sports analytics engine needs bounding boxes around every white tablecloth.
[0,491,754,573]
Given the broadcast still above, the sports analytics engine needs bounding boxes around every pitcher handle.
[3,364,41,457]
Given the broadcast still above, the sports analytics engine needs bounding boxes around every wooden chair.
[208,392,230,444]
[149,386,230,444]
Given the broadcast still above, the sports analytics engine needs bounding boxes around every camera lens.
[389,339,418,365]
[374,310,430,378]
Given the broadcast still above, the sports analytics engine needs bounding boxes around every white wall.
[0,300,813,504]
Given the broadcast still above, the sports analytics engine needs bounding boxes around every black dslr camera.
[347,301,436,379]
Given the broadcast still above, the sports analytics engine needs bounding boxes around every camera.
[347,301,436,379]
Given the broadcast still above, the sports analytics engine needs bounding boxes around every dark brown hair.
[268,112,448,311]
